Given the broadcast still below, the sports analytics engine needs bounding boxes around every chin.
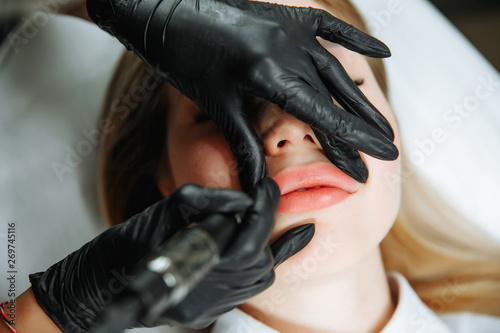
[274,235,356,287]
[273,195,395,282]
[274,211,354,277]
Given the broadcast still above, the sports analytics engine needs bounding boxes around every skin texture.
[157,3,402,330]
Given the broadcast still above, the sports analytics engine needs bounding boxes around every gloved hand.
[29,179,313,331]
[86,0,399,190]
[158,177,309,329]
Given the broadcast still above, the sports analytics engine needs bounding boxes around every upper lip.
[272,163,359,196]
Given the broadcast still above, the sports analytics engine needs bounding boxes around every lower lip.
[278,187,351,214]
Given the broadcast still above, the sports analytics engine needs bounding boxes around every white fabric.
[212,272,500,333]
[0,14,119,299]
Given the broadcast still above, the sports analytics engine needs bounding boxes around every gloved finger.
[215,246,275,286]
[307,7,391,58]
[214,96,267,192]
[218,177,280,269]
[169,184,253,224]
[313,129,368,183]
[241,2,390,58]
[310,45,394,141]
[273,67,370,182]
[218,269,275,300]
[287,59,372,183]
[270,223,315,267]
[170,267,276,328]
[255,74,398,160]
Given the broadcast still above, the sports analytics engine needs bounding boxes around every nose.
[263,114,322,156]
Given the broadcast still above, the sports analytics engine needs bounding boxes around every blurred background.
[430,0,500,70]
[1,0,499,70]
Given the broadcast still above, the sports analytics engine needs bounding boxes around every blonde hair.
[98,0,500,318]
[382,158,500,315]
[98,53,168,224]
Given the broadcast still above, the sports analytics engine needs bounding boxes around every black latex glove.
[86,0,398,190]
[29,179,313,331]
[157,177,311,329]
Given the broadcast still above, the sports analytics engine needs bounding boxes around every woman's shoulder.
[439,312,500,333]
[386,271,500,333]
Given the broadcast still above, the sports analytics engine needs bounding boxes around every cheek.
[362,154,402,233]
[167,131,241,190]
[360,83,402,238]
[352,90,402,255]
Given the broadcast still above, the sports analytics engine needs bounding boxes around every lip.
[273,163,359,214]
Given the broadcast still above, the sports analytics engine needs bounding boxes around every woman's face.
[158,0,401,279]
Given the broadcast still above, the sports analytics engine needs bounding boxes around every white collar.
[212,272,452,333]
[381,271,452,333]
